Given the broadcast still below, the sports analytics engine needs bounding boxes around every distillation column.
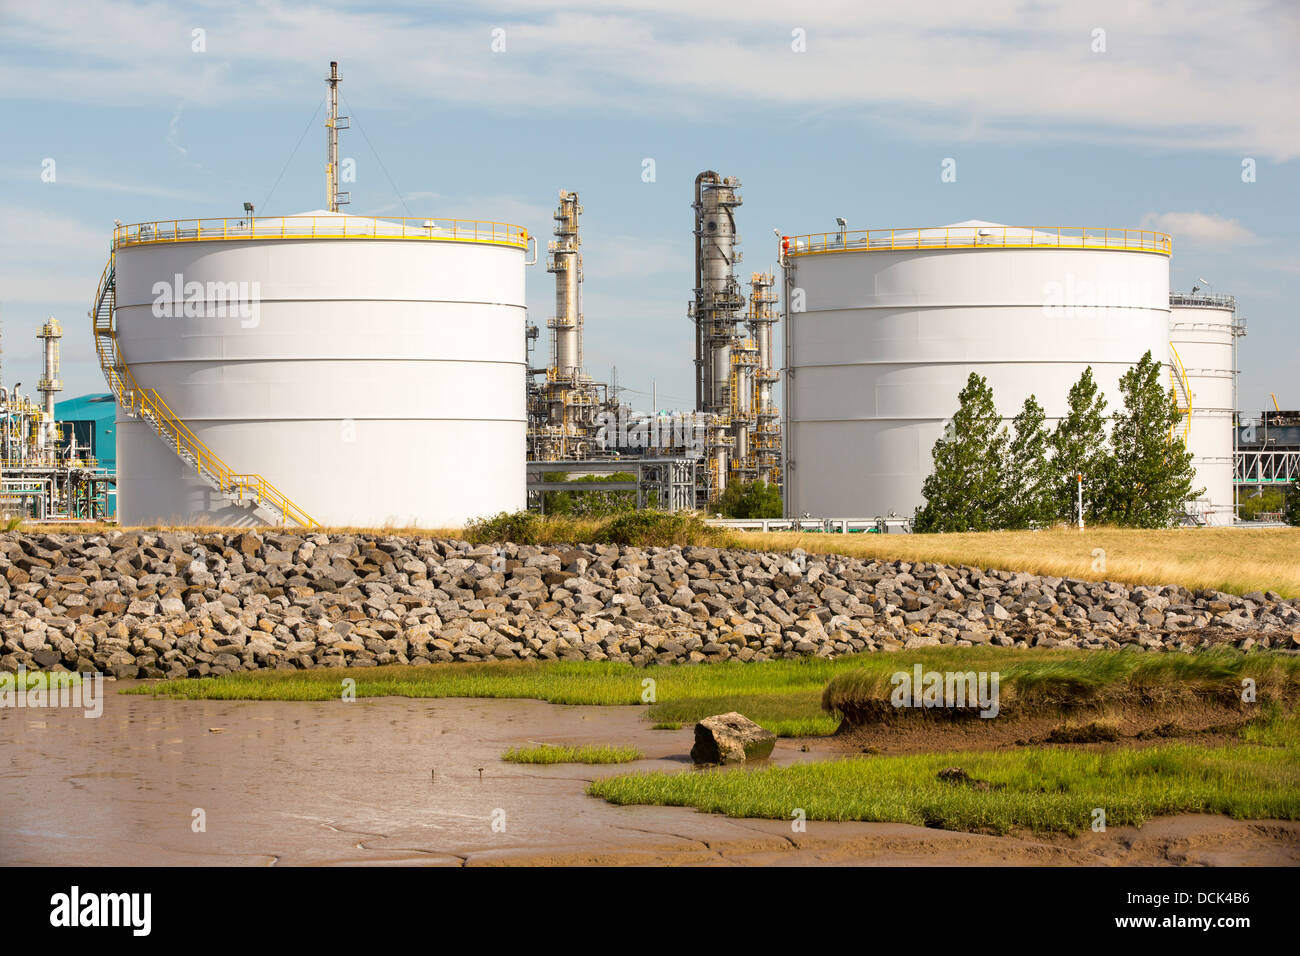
[748,272,781,485]
[691,171,744,495]
[37,316,62,455]
[525,189,605,461]
[549,191,583,387]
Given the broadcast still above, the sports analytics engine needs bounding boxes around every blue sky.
[2,0,1296,415]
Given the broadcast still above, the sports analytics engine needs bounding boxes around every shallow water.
[2,683,1294,866]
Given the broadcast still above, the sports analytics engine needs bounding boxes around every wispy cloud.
[0,165,208,202]
[2,1,1298,158]
[1141,211,1261,247]
[166,103,188,155]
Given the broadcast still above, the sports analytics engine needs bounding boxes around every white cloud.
[0,206,109,305]
[2,1,1298,158]
[1141,211,1261,247]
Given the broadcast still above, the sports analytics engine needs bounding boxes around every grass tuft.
[501,743,642,764]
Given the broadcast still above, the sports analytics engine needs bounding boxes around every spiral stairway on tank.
[91,257,318,528]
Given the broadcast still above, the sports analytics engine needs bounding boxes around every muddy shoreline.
[3,682,1296,866]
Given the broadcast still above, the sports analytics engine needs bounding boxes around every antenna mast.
[325,61,350,211]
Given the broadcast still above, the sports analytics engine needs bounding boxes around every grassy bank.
[722,526,1300,598]
[128,647,1297,738]
[822,649,1300,722]
[127,656,857,735]
[588,711,1300,835]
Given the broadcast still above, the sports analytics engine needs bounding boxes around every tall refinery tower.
[527,190,608,460]
[690,171,781,499]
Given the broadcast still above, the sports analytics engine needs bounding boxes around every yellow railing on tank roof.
[782,226,1172,257]
[114,216,529,250]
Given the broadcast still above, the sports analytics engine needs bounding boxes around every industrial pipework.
[690,171,746,496]
[689,171,780,499]
[324,61,350,212]
[747,271,781,486]
[526,189,615,462]
[36,316,62,452]
[0,318,111,522]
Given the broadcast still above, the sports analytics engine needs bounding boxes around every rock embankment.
[1,531,1296,678]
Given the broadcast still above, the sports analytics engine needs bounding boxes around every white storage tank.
[110,211,529,527]
[781,221,1172,519]
[1169,292,1242,525]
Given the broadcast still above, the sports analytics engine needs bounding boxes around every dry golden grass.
[717,526,1300,598]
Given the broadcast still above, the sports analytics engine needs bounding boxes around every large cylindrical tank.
[112,211,528,527]
[783,221,1171,519]
[1170,293,1240,525]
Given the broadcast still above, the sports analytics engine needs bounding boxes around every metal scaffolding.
[526,458,697,513]
[1,317,114,522]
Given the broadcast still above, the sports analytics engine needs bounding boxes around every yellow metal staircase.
[92,257,318,528]
[1167,344,1193,442]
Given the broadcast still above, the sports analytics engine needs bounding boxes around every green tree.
[1238,486,1285,521]
[914,373,1008,533]
[1102,350,1202,527]
[997,394,1054,529]
[1049,366,1112,525]
[714,479,783,519]
[1284,481,1300,527]
[540,472,641,517]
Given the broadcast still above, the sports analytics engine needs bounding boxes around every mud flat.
[2,685,1296,866]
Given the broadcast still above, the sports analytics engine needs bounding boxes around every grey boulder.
[690,712,776,765]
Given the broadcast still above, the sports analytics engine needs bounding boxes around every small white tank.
[112,211,529,527]
[1170,293,1242,525]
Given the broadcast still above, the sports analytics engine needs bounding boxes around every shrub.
[713,480,783,518]
[463,510,541,545]
[1240,487,1286,521]
[594,511,722,547]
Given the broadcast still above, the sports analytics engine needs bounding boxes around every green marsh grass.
[588,713,1300,835]
[501,743,642,764]
[131,648,1300,739]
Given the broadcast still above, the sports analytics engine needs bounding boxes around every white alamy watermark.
[152,273,261,328]
[49,886,151,936]
[891,665,1000,718]
[594,408,710,456]
[1042,273,1156,320]
[0,667,102,718]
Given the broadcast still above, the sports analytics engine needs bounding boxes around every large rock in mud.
[690,712,776,765]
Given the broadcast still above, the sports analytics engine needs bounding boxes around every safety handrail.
[91,257,318,528]
[1168,344,1193,442]
[114,215,529,250]
[783,225,1172,257]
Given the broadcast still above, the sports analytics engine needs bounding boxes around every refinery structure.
[689,173,782,498]
[526,190,617,463]
[0,316,113,521]
[4,62,1289,529]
